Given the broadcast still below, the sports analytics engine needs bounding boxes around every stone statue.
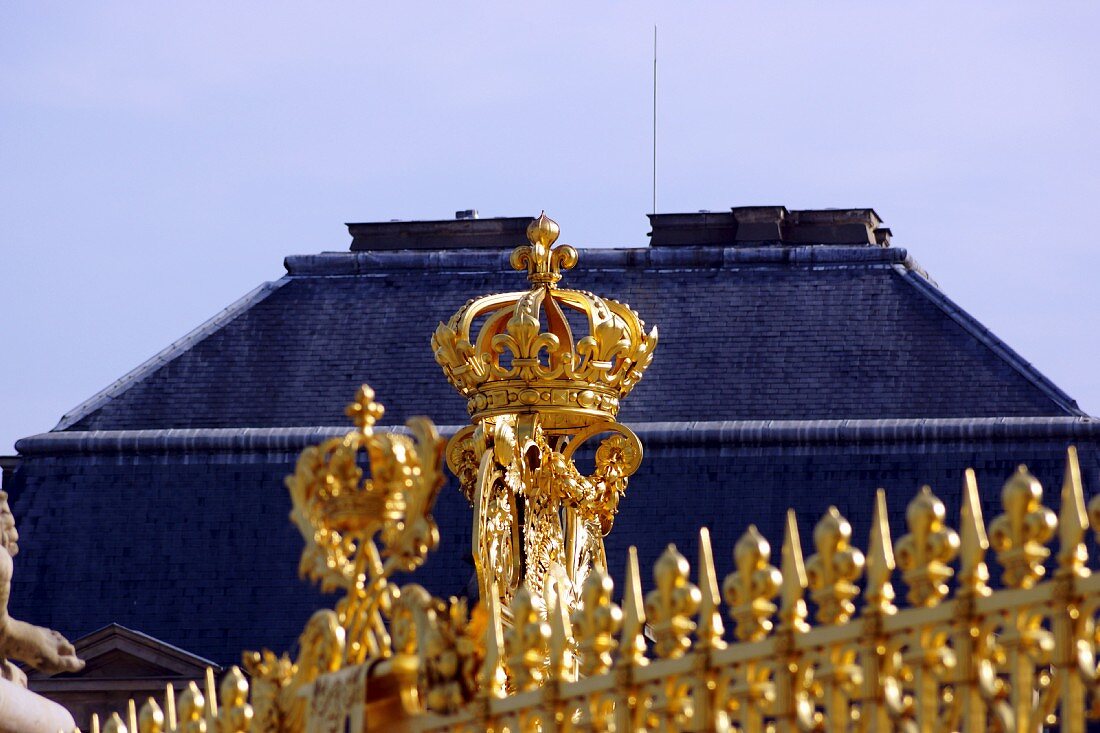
[0,490,84,685]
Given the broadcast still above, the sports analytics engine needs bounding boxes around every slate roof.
[55,244,1080,433]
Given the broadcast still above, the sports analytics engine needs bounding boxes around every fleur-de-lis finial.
[505,585,550,691]
[645,544,701,659]
[806,506,865,624]
[219,666,254,733]
[722,525,781,641]
[138,698,165,733]
[895,486,960,607]
[104,714,127,733]
[177,682,206,733]
[510,212,578,287]
[572,569,622,676]
[988,465,1057,589]
[345,384,385,432]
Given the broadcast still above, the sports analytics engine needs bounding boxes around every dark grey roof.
[56,244,1080,433]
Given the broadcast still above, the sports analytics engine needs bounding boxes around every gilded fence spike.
[723,524,781,641]
[548,585,574,683]
[218,666,254,733]
[988,465,1057,588]
[645,544,701,659]
[178,681,207,733]
[165,683,178,731]
[778,509,809,633]
[895,486,959,607]
[506,584,550,691]
[479,581,508,699]
[204,666,217,719]
[1057,446,1089,578]
[806,506,865,624]
[138,698,164,733]
[864,489,897,615]
[91,713,101,733]
[620,546,648,666]
[103,714,126,733]
[959,469,991,596]
[573,569,621,676]
[127,700,139,733]
[696,527,727,649]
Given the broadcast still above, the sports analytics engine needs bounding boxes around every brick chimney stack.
[648,207,890,247]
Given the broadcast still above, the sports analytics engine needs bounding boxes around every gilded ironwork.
[86,415,1100,733]
[82,215,1100,733]
[434,212,656,613]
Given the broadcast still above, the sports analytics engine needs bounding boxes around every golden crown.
[432,213,658,430]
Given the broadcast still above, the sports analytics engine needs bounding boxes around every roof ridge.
[892,265,1084,417]
[53,277,292,431]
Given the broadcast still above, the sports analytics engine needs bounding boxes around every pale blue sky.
[2,3,1098,452]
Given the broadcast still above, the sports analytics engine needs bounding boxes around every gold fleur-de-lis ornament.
[509,212,579,287]
[988,465,1057,589]
[176,682,207,733]
[345,384,385,432]
[505,585,551,691]
[137,699,165,733]
[895,487,960,607]
[723,525,782,641]
[572,569,622,676]
[645,544,702,659]
[806,507,865,624]
[219,666,255,733]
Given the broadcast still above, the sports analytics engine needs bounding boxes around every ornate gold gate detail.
[82,215,1100,732]
[432,213,657,615]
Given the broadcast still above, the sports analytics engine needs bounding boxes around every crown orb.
[527,211,560,248]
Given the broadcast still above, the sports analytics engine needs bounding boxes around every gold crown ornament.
[432,213,657,617]
[432,212,658,432]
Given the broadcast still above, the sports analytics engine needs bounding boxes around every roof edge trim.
[894,266,1084,417]
[52,277,293,432]
[284,245,912,276]
[17,417,1099,455]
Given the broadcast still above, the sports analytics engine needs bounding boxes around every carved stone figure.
[0,490,84,684]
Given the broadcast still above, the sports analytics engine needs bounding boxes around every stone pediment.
[27,624,220,729]
[28,624,219,682]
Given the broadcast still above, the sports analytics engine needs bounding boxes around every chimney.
[648,206,890,247]
[347,213,531,251]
